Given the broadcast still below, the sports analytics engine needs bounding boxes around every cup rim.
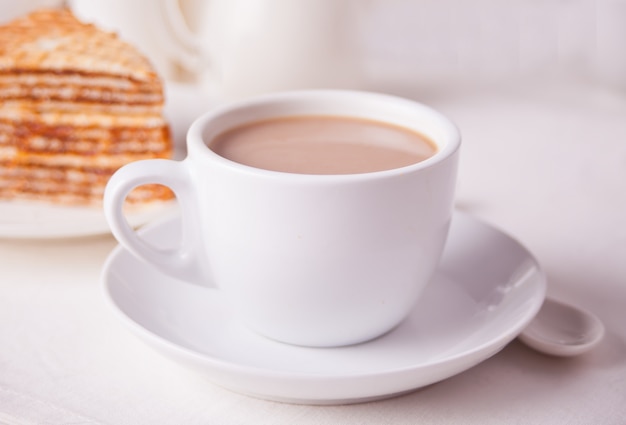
[186,89,461,180]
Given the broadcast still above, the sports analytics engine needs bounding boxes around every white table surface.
[1,79,625,424]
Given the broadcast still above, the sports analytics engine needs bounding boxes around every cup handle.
[103,158,210,286]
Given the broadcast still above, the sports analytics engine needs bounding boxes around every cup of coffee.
[103,90,460,347]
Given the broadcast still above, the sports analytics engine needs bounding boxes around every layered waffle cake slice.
[0,8,173,206]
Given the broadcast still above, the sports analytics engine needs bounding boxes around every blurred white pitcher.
[69,0,362,100]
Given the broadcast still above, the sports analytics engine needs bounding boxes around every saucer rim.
[101,211,546,403]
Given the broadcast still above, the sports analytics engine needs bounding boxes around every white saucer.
[102,212,546,404]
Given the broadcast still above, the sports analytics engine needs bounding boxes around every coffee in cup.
[104,90,460,347]
[209,115,437,175]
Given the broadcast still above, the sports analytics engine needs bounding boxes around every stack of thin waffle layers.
[0,9,173,206]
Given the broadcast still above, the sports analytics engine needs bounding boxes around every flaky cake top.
[0,8,159,84]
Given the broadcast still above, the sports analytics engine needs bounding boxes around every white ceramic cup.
[104,90,460,347]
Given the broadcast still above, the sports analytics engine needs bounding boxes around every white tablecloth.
[1,79,625,424]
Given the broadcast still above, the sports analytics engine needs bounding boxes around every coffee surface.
[209,115,437,174]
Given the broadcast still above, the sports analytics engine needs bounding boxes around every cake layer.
[0,163,172,205]
[0,99,163,114]
[0,72,149,91]
[0,106,166,127]
[0,120,170,155]
[0,82,163,105]
[0,70,162,103]
[1,150,170,169]
[0,185,171,205]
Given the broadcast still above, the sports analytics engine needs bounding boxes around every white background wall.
[356,0,626,91]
